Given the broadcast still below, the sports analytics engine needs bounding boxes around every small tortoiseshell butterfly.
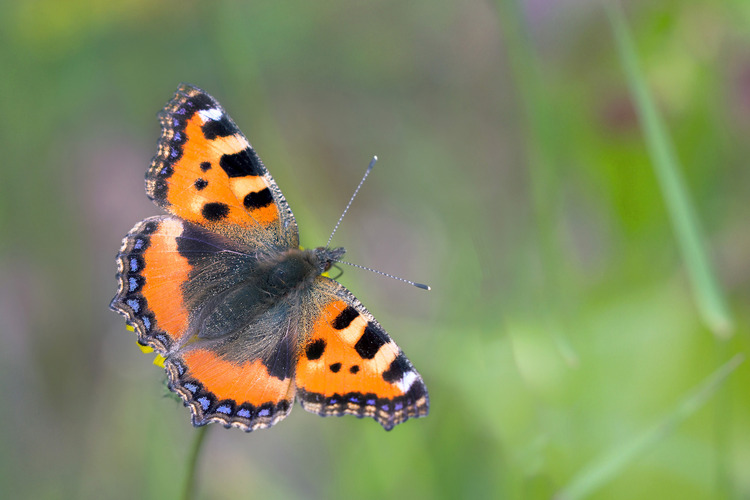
[110,84,429,431]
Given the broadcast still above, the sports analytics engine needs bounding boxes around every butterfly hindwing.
[295,278,429,430]
[146,83,298,249]
[111,216,195,353]
[113,214,299,431]
[111,214,261,354]
[165,338,297,431]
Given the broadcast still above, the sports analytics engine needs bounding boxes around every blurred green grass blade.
[606,1,734,338]
[556,354,744,500]
[493,0,579,366]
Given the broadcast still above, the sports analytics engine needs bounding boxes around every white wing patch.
[198,107,223,122]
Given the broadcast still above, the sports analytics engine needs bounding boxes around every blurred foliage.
[1,0,749,499]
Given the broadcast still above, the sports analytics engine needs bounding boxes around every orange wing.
[295,278,429,430]
[166,345,296,431]
[110,216,195,353]
[110,214,263,354]
[146,84,298,249]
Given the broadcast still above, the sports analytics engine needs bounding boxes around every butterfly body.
[111,84,428,432]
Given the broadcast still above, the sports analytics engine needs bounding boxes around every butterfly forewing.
[146,83,298,249]
[295,278,429,430]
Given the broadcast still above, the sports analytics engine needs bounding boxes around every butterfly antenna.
[326,156,377,247]
[336,259,431,291]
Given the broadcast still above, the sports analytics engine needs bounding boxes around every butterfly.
[110,84,429,432]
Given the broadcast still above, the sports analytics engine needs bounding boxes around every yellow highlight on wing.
[135,339,166,367]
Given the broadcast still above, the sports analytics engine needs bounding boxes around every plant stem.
[181,426,209,500]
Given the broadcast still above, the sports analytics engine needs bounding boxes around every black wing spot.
[263,335,294,381]
[219,148,264,178]
[332,306,359,330]
[200,162,211,171]
[243,188,274,209]
[186,92,214,111]
[202,202,229,221]
[202,116,237,140]
[142,221,159,234]
[382,353,410,383]
[349,365,360,374]
[354,324,387,360]
[194,178,208,190]
[329,362,342,373]
[305,339,326,360]
[151,179,168,203]
[176,224,226,266]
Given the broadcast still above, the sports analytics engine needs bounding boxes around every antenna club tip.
[414,283,431,291]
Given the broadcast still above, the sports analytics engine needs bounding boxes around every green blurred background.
[1,0,748,498]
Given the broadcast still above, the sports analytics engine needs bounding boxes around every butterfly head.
[312,246,345,274]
